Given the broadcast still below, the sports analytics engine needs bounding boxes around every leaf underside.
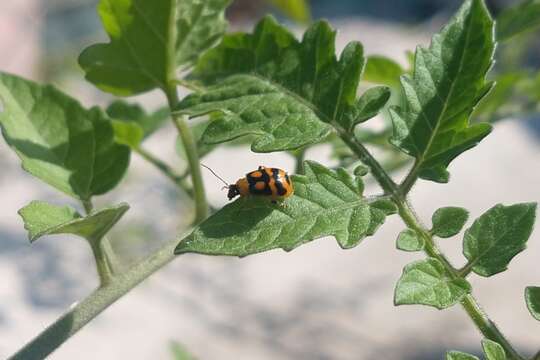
[395,258,471,309]
[19,201,129,243]
[175,161,395,256]
[462,203,537,277]
[446,351,480,360]
[0,72,130,200]
[396,228,424,251]
[481,339,506,360]
[178,16,390,153]
[389,0,495,183]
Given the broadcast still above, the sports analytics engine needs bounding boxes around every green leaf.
[0,72,130,200]
[175,161,393,256]
[481,339,506,360]
[431,207,469,238]
[364,55,405,87]
[112,121,144,148]
[463,203,537,277]
[107,100,169,138]
[367,199,398,236]
[496,0,540,41]
[179,17,380,152]
[265,0,311,24]
[353,164,369,177]
[396,228,424,251]
[341,86,391,130]
[389,0,495,183]
[525,286,540,321]
[19,201,129,243]
[394,258,471,309]
[79,0,231,96]
[446,351,480,360]
[107,101,169,148]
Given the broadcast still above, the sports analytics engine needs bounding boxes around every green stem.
[8,239,179,360]
[89,240,114,287]
[82,199,115,287]
[164,85,208,224]
[338,128,524,360]
[457,261,475,278]
[460,295,524,360]
[293,148,307,174]
[134,146,194,198]
[336,127,398,196]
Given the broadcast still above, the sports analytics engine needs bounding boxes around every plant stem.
[461,295,524,360]
[89,239,114,287]
[8,239,179,360]
[82,199,116,287]
[293,148,306,174]
[336,127,398,196]
[134,146,194,198]
[337,127,525,360]
[164,85,208,224]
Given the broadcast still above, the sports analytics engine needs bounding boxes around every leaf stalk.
[164,85,208,224]
[82,199,116,286]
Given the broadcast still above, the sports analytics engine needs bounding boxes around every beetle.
[201,164,294,203]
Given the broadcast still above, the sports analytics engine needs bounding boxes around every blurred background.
[0,0,539,359]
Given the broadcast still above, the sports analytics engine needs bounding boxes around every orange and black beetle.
[227,166,294,202]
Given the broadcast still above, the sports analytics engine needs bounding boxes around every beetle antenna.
[200,163,230,187]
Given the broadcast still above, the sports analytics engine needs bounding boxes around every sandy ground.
[0,7,539,360]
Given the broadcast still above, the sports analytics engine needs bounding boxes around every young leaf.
[353,164,369,177]
[341,86,391,130]
[481,339,506,360]
[463,203,537,277]
[394,258,471,309]
[525,286,540,321]
[79,0,231,96]
[0,72,130,200]
[364,55,405,87]
[396,228,424,251]
[175,161,393,256]
[389,0,495,183]
[178,17,388,152]
[446,351,480,360]
[496,0,540,41]
[431,207,469,238]
[19,201,129,243]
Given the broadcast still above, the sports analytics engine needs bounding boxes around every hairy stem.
[134,146,194,197]
[164,85,208,223]
[338,127,524,360]
[8,239,179,360]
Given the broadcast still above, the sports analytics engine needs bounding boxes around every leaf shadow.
[196,197,275,239]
